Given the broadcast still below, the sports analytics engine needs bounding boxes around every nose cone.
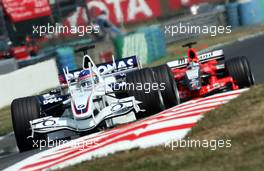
[71,90,92,119]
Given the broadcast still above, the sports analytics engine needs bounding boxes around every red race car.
[166,42,255,101]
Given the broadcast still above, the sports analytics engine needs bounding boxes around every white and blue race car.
[11,48,180,152]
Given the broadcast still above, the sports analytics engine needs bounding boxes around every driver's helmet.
[78,70,98,88]
[188,61,199,69]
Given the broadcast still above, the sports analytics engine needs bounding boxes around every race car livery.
[167,42,255,101]
[11,47,179,152]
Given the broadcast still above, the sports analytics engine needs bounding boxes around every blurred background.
[0,0,263,73]
[0,0,264,108]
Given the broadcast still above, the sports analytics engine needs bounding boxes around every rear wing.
[59,56,140,84]
[167,50,224,69]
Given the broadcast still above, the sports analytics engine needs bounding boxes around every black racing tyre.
[11,96,45,152]
[225,56,255,88]
[152,64,180,109]
[239,56,255,85]
[126,68,165,119]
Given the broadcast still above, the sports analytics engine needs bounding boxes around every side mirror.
[182,42,197,48]
[75,45,95,55]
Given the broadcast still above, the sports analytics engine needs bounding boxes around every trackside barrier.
[0,58,17,75]
[56,47,77,74]
[226,3,240,27]
[112,26,166,65]
[239,0,263,26]
[261,0,264,20]
[0,59,59,108]
[161,9,227,44]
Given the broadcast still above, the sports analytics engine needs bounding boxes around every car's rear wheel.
[151,64,180,109]
[225,56,255,88]
[11,96,46,152]
[126,68,165,119]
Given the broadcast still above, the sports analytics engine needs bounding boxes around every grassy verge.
[149,24,264,67]
[62,84,264,171]
[0,106,12,136]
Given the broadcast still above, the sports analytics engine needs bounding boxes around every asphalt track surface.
[0,34,264,170]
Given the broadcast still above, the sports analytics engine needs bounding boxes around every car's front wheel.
[126,68,165,119]
[11,96,46,152]
[225,56,255,88]
[151,64,180,109]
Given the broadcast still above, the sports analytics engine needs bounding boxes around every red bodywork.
[0,36,42,60]
[170,48,239,100]
[9,46,31,60]
[9,45,39,60]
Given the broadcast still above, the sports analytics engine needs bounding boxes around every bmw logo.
[111,104,123,112]
[78,104,85,109]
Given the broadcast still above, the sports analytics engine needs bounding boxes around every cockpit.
[78,70,99,88]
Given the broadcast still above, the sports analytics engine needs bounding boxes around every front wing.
[29,97,141,136]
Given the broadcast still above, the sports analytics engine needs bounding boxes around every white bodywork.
[167,49,224,68]
[29,55,142,136]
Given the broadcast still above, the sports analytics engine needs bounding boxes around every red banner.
[2,0,51,23]
[168,0,203,10]
[63,0,206,35]
[87,0,161,24]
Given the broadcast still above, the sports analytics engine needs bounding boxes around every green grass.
[62,84,264,171]
[0,106,12,136]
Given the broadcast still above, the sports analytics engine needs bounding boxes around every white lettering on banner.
[87,1,110,18]
[181,0,190,6]
[128,0,153,20]
[87,0,153,23]
[106,0,125,23]
[62,0,160,30]
[67,7,88,28]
